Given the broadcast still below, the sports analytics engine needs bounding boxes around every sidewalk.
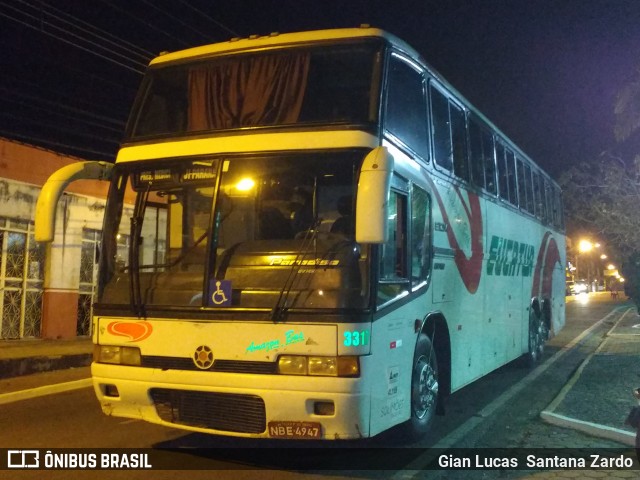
[541,301,639,446]
[0,336,92,379]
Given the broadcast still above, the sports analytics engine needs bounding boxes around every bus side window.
[544,178,554,225]
[534,172,546,221]
[430,84,469,181]
[505,148,517,206]
[483,129,497,194]
[450,104,469,181]
[430,85,453,172]
[516,159,525,211]
[469,115,497,193]
[496,141,509,202]
[411,185,431,287]
[468,116,486,189]
[552,185,564,229]
[377,190,409,306]
[524,162,534,214]
[516,159,532,214]
[385,55,429,160]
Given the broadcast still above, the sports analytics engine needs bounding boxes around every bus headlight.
[277,355,308,375]
[308,356,337,376]
[94,345,141,366]
[278,355,359,377]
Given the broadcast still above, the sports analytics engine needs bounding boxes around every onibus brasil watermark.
[6,450,151,470]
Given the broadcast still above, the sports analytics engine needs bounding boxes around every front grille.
[213,359,278,374]
[142,356,193,370]
[150,388,266,433]
[142,356,278,374]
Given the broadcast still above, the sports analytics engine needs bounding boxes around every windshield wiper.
[271,219,320,322]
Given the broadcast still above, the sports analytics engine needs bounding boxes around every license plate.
[268,421,322,439]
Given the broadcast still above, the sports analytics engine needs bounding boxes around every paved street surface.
[0,293,638,479]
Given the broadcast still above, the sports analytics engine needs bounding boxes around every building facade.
[0,137,108,340]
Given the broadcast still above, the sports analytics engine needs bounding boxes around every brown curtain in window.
[188,52,310,131]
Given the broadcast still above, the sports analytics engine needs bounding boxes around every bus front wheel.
[404,334,439,440]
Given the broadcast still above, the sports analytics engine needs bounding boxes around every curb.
[0,353,92,379]
[540,410,635,446]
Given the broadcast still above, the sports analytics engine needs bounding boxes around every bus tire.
[523,310,545,368]
[403,334,439,440]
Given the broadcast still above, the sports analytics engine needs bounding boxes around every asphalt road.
[1,294,636,480]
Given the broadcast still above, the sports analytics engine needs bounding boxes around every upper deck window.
[127,41,382,140]
[384,55,428,159]
[430,84,468,179]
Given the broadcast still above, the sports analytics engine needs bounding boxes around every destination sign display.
[132,161,218,190]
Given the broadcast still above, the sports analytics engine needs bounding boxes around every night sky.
[1,0,639,178]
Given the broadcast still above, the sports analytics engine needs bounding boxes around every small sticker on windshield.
[209,279,232,307]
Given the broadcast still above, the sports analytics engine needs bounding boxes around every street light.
[578,240,593,254]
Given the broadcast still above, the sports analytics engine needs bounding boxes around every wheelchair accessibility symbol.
[209,279,232,307]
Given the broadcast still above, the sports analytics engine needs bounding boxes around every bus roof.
[145,27,558,186]
[149,26,413,66]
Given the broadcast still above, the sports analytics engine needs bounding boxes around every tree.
[614,73,640,142]
[559,70,640,256]
[559,153,640,255]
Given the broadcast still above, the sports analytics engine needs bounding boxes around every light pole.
[577,239,593,286]
[577,239,605,292]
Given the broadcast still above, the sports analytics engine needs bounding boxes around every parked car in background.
[566,279,588,295]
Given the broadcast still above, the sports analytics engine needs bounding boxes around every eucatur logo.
[106,321,153,342]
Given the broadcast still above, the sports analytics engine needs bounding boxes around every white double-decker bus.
[36,27,565,440]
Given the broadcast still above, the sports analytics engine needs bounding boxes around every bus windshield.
[126,41,382,140]
[98,151,370,313]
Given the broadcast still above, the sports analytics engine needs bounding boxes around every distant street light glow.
[578,240,593,253]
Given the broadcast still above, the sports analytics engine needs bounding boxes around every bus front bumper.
[92,362,370,440]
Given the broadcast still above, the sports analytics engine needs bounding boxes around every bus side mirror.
[355,146,394,244]
[35,161,114,243]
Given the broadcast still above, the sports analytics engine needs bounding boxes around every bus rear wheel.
[524,310,546,368]
[403,334,439,440]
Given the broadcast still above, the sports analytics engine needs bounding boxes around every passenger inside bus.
[330,195,354,235]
